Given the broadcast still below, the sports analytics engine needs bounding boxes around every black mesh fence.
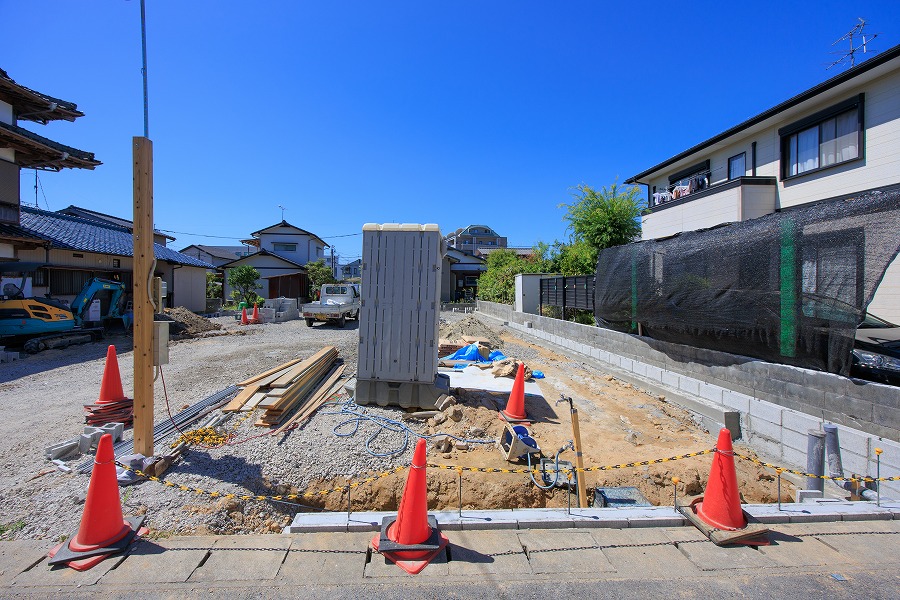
[594,189,900,376]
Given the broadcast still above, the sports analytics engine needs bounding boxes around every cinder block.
[597,350,611,364]
[873,403,900,433]
[661,371,680,389]
[830,425,872,458]
[722,389,752,413]
[781,410,822,437]
[44,439,79,460]
[678,377,700,396]
[698,382,724,403]
[590,348,601,360]
[748,399,782,426]
[795,489,824,503]
[781,444,807,470]
[632,362,648,378]
[645,365,663,382]
[781,427,809,453]
[747,416,781,444]
[620,357,633,372]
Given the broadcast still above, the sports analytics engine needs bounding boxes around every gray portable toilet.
[355,223,449,408]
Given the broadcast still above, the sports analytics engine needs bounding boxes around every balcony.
[641,176,777,240]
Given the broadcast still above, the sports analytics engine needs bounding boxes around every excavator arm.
[70,278,127,326]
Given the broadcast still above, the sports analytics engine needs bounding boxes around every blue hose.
[322,398,495,458]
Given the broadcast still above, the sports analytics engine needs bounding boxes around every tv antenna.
[827,18,879,70]
[277,204,286,220]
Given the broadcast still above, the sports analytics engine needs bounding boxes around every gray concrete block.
[660,370,679,389]
[698,382,724,403]
[722,389,752,413]
[781,426,809,453]
[826,394,875,424]
[782,444,808,470]
[645,364,663,382]
[44,439,79,460]
[678,376,700,396]
[748,399,782,426]
[781,410,821,437]
[831,424,872,458]
[873,402,900,433]
[795,489,824,503]
[619,357,633,372]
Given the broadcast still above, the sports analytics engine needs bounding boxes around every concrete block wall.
[477,300,900,497]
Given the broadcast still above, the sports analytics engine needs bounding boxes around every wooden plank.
[269,347,336,388]
[236,358,303,387]
[258,356,335,410]
[132,136,155,457]
[266,360,335,412]
[240,392,269,412]
[221,383,262,413]
[271,366,346,432]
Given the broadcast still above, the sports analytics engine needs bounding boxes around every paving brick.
[446,530,529,577]
[518,531,614,574]
[187,535,291,582]
[756,535,850,567]
[278,532,371,583]
[101,536,213,585]
[675,539,777,571]
[0,541,46,586]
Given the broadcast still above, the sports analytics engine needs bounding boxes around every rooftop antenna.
[827,18,880,70]
[277,204,286,220]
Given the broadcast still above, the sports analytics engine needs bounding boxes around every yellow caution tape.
[732,451,899,483]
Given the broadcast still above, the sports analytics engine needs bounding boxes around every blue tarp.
[442,343,491,363]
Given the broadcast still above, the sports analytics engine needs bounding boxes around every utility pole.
[133,0,154,457]
[331,246,336,279]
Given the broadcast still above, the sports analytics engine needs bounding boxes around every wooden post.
[133,136,154,457]
[570,407,589,509]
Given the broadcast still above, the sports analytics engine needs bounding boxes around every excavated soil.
[439,315,504,348]
[157,307,223,337]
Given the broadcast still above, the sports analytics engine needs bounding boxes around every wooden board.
[677,497,770,546]
[221,383,262,413]
[269,347,336,388]
[272,365,346,432]
[240,392,269,412]
[236,358,303,387]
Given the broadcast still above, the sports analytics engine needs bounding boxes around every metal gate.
[539,276,595,312]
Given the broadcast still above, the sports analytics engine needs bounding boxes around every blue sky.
[4,1,899,263]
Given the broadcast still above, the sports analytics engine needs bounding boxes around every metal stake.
[457,469,463,518]
[567,471,572,515]
[347,479,352,520]
[776,469,783,511]
[875,448,883,507]
[672,477,680,508]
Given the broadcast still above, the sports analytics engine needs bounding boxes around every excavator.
[0,262,128,353]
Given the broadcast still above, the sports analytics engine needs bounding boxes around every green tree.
[554,239,597,276]
[306,259,337,295]
[559,182,644,252]
[477,249,546,305]
[206,271,222,299]
[227,265,261,305]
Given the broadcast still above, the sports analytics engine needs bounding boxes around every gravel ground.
[0,313,480,540]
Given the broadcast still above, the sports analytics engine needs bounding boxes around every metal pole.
[806,430,826,493]
[776,469,783,511]
[457,469,463,518]
[347,479,351,519]
[672,477,679,508]
[875,448,883,507]
[139,0,149,138]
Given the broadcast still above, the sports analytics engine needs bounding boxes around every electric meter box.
[356,223,448,408]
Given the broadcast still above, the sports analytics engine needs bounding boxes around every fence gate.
[539,276,595,313]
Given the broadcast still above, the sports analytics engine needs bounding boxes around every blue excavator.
[0,262,128,353]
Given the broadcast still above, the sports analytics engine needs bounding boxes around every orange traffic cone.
[240,307,249,325]
[696,428,746,531]
[499,362,528,422]
[251,304,261,324]
[48,434,146,570]
[371,438,448,574]
[97,345,126,405]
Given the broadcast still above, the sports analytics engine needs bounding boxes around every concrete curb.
[285,501,900,533]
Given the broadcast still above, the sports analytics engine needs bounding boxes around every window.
[780,95,863,179]
[465,276,479,286]
[273,243,297,252]
[112,259,121,268]
[728,153,746,180]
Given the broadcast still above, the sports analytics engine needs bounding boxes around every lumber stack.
[222,347,341,428]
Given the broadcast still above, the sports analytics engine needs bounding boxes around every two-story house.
[0,68,100,259]
[625,44,900,323]
[341,258,361,280]
[179,244,257,268]
[220,220,328,302]
[445,225,507,254]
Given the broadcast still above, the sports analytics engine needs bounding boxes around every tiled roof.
[57,205,173,240]
[0,68,83,123]
[0,221,45,242]
[250,220,328,247]
[0,121,99,170]
[18,207,215,268]
[182,245,256,260]
[219,248,307,269]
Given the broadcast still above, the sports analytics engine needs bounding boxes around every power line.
[156,228,364,240]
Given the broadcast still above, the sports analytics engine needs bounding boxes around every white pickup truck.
[301,284,360,327]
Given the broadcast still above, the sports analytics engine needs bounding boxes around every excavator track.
[22,328,103,354]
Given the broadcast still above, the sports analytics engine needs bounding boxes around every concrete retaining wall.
[477,300,900,497]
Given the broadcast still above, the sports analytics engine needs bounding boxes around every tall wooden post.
[133,136,154,457]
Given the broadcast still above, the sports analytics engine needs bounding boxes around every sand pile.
[158,307,223,337]
[439,315,503,348]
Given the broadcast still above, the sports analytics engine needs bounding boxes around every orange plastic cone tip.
[696,428,747,531]
[97,345,126,405]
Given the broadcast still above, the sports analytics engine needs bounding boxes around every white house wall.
[257,226,325,265]
[642,185,742,239]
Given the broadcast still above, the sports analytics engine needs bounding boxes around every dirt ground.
[300,326,789,513]
[0,311,790,540]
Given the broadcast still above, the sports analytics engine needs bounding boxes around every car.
[852,312,900,386]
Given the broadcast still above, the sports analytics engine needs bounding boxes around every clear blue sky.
[4,1,899,263]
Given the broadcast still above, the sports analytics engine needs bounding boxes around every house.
[13,206,214,313]
[179,244,257,268]
[445,225,507,254]
[220,249,310,302]
[341,258,361,280]
[625,43,900,323]
[0,67,100,259]
[441,247,486,303]
[243,220,328,265]
[58,205,173,247]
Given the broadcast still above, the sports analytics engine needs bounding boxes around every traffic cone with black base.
[499,362,529,423]
[678,428,769,546]
[48,434,147,570]
[371,438,448,574]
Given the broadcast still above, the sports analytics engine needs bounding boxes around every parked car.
[852,312,900,386]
